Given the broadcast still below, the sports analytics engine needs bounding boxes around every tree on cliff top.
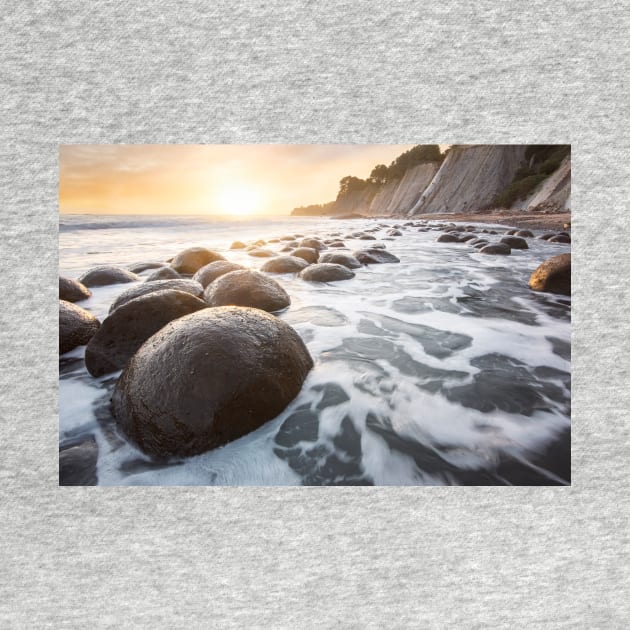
[337,175,368,199]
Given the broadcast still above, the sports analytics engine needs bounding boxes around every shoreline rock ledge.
[112,306,314,458]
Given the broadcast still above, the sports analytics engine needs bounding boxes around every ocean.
[59,213,571,485]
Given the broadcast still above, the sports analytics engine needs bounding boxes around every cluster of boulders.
[59,228,404,470]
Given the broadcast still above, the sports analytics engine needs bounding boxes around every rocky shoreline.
[59,217,571,485]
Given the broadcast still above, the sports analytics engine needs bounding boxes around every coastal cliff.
[292,144,571,217]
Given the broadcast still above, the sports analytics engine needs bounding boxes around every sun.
[216,184,261,216]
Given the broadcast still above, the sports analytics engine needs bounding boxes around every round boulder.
[329,241,347,248]
[204,270,290,312]
[112,307,314,458]
[299,263,355,282]
[171,247,225,274]
[193,261,245,288]
[548,234,571,244]
[145,266,181,281]
[516,230,534,238]
[537,233,556,241]
[500,236,529,249]
[59,277,91,302]
[85,290,208,376]
[290,247,319,264]
[318,252,361,269]
[352,249,400,264]
[230,241,247,250]
[109,279,204,313]
[529,254,571,296]
[78,266,140,287]
[127,262,166,274]
[437,233,459,243]
[298,238,326,251]
[59,300,100,354]
[261,256,309,274]
[479,243,511,255]
[247,248,277,258]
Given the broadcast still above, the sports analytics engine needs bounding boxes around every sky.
[58,144,417,216]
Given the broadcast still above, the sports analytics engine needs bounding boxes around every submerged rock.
[261,256,309,274]
[352,249,400,264]
[78,265,140,287]
[145,266,180,281]
[59,277,91,302]
[112,306,314,458]
[59,300,100,354]
[127,262,166,274]
[318,252,361,269]
[192,261,245,288]
[85,290,208,376]
[479,243,511,255]
[204,269,290,312]
[437,233,459,243]
[529,253,571,296]
[298,238,326,251]
[59,436,98,486]
[247,248,277,257]
[171,247,225,273]
[109,279,204,313]
[300,263,355,282]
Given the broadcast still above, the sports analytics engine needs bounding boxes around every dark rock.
[458,234,477,242]
[78,266,140,287]
[500,236,529,249]
[59,436,98,486]
[479,243,511,255]
[112,307,314,457]
[516,230,534,238]
[386,229,402,236]
[529,254,571,296]
[85,290,208,376]
[261,256,309,274]
[60,300,100,354]
[437,233,459,243]
[204,269,290,312]
[127,262,167,274]
[145,266,180,281]
[192,261,245,288]
[318,252,361,269]
[109,279,204,313]
[548,235,571,244]
[171,247,225,273]
[329,241,347,248]
[312,382,350,409]
[299,263,355,282]
[537,233,556,240]
[290,247,319,264]
[298,238,326,251]
[352,249,400,264]
[472,240,489,249]
[230,241,247,249]
[504,229,518,235]
[59,277,91,302]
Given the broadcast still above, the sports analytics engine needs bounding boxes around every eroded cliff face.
[514,155,571,212]
[409,145,527,215]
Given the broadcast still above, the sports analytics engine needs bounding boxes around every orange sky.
[58,144,418,216]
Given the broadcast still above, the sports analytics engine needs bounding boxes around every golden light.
[216,184,261,216]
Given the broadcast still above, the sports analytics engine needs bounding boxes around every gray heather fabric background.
[1,1,628,628]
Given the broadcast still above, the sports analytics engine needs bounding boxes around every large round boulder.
[204,270,290,312]
[437,233,459,243]
[352,249,400,264]
[59,277,91,302]
[78,266,140,287]
[529,254,571,296]
[109,279,204,313]
[261,256,309,274]
[112,307,314,457]
[171,247,225,274]
[548,234,571,244]
[516,230,534,238]
[290,247,319,264]
[479,243,511,255]
[86,290,208,376]
[192,261,245,288]
[298,238,326,251]
[318,252,361,269]
[500,236,529,249]
[230,241,246,250]
[145,266,180,281]
[299,263,355,282]
[59,300,100,354]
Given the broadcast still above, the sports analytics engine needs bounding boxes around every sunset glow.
[59,144,417,216]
